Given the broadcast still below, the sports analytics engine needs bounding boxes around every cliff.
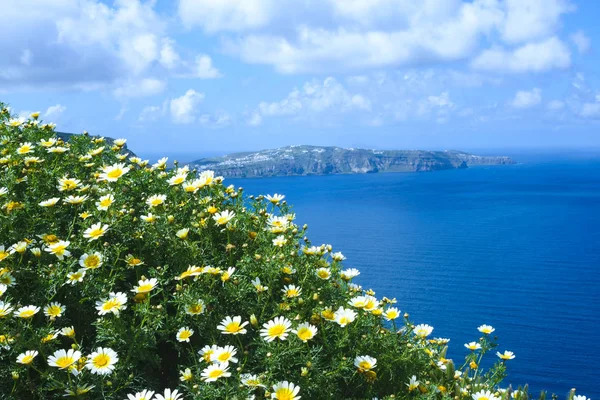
[189,145,514,178]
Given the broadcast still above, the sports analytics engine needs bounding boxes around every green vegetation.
[0,104,586,399]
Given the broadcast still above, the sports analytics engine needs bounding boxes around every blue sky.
[1,0,600,158]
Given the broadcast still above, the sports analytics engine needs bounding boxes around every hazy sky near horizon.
[1,0,600,156]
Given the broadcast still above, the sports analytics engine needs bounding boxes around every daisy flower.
[282,284,301,298]
[96,194,115,211]
[45,240,71,259]
[39,138,57,147]
[272,235,287,247]
[152,157,168,170]
[146,194,167,207]
[99,163,130,182]
[260,316,292,342]
[497,350,515,360]
[413,324,434,338]
[167,173,187,186]
[334,307,357,327]
[180,367,193,382]
[292,322,318,342]
[127,390,155,400]
[154,388,183,400]
[15,305,40,319]
[86,347,118,375]
[211,345,238,364]
[0,272,15,287]
[251,277,268,292]
[265,193,285,204]
[96,292,127,316]
[217,316,249,335]
[315,268,331,280]
[66,269,86,285]
[57,176,81,192]
[44,302,65,319]
[176,228,189,239]
[141,213,158,223]
[60,326,76,338]
[131,278,158,294]
[63,195,88,205]
[478,324,495,335]
[0,284,6,296]
[354,355,377,371]
[407,375,420,391]
[177,265,204,280]
[0,301,15,317]
[16,142,34,154]
[195,170,215,188]
[186,299,205,315]
[271,381,300,400]
[201,362,231,382]
[213,210,235,225]
[199,345,219,363]
[17,350,38,365]
[79,252,103,269]
[47,349,81,369]
[472,390,501,400]
[176,327,194,342]
[39,198,60,207]
[241,374,266,388]
[384,307,401,321]
[465,342,482,351]
[83,222,109,241]
[340,268,360,281]
[331,252,346,261]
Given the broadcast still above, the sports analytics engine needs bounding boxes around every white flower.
[66,269,86,285]
[201,362,231,382]
[292,322,318,342]
[154,388,183,400]
[496,350,515,360]
[354,355,377,371]
[407,375,420,391]
[272,235,287,247]
[127,390,155,400]
[96,194,115,211]
[315,268,331,280]
[472,390,501,400]
[251,277,268,292]
[96,292,127,316]
[464,342,482,351]
[176,327,194,342]
[333,307,357,327]
[39,198,60,207]
[340,268,360,280]
[241,373,266,388]
[17,350,39,365]
[85,347,118,375]
[47,349,81,369]
[210,345,238,364]
[146,194,167,207]
[260,316,292,342]
[83,222,109,241]
[44,240,71,259]
[217,316,249,335]
[271,381,300,400]
[477,324,495,335]
[383,307,401,321]
[265,193,285,204]
[167,173,187,186]
[152,157,168,170]
[79,252,103,269]
[213,210,235,225]
[15,305,40,319]
[99,163,130,182]
[44,302,65,319]
[413,324,434,338]
[132,278,158,294]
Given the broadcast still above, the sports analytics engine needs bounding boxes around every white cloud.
[258,77,370,119]
[427,92,454,108]
[547,100,565,110]
[511,88,542,109]
[44,104,66,118]
[160,38,180,69]
[192,55,222,79]
[20,49,32,66]
[178,0,274,32]
[501,0,575,44]
[471,37,571,73]
[199,112,231,127]
[247,112,263,126]
[113,78,166,98]
[570,30,591,54]
[170,89,205,124]
[139,105,162,122]
[580,103,600,118]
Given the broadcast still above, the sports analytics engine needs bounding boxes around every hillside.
[189,145,515,178]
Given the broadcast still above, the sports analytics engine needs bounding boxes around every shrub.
[0,104,586,399]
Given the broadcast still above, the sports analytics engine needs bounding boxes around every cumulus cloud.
[570,30,591,54]
[199,112,231,127]
[257,77,370,119]
[113,78,166,99]
[471,37,571,73]
[511,88,542,109]
[500,0,575,44]
[547,100,565,111]
[170,89,205,124]
[191,55,222,79]
[139,105,163,122]
[44,104,66,118]
[580,103,600,118]
[178,0,274,32]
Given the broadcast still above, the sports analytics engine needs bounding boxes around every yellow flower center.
[225,323,242,333]
[93,354,110,368]
[56,356,75,369]
[275,388,294,400]
[107,169,123,179]
[102,299,120,311]
[84,255,100,268]
[317,271,329,279]
[63,181,77,190]
[188,304,203,314]
[209,369,224,379]
[217,352,231,362]
[88,228,104,238]
[100,199,112,207]
[52,245,67,255]
[47,306,61,316]
[19,310,35,318]
[171,176,185,184]
[359,361,372,370]
[268,325,286,338]
[297,328,313,341]
[137,284,154,293]
[21,355,34,364]
[179,331,192,340]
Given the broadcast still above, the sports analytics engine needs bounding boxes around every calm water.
[231,159,600,397]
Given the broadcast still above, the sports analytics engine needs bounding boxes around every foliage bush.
[0,104,589,399]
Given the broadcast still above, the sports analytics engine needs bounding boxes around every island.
[188,145,515,178]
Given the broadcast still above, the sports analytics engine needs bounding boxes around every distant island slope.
[189,145,515,178]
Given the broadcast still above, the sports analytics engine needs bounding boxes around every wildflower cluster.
[0,105,588,399]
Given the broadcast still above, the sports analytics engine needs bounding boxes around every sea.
[224,154,600,397]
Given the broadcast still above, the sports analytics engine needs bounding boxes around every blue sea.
[228,156,600,397]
